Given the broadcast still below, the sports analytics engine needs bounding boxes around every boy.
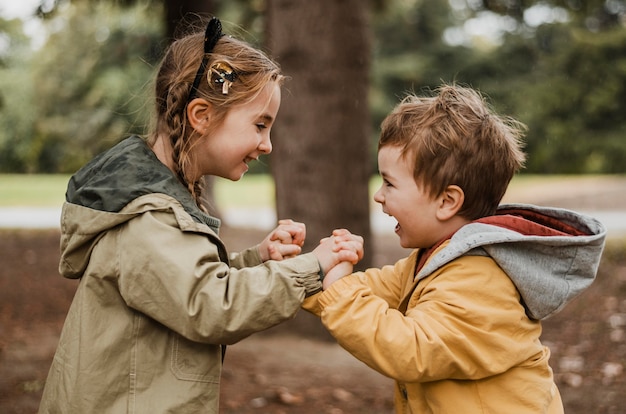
[306,84,606,413]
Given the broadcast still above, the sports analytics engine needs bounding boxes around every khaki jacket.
[40,137,323,413]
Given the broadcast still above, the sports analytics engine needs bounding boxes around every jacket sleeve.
[229,246,263,269]
[301,255,410,316]
[116,210,322,345]
[317,255,543,383]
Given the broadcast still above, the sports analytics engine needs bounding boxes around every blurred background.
[0,2,625,412]
[1,0,625,175]
[1,0,626,266]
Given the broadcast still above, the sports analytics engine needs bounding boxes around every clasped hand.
[258,220,364,289]
[258,219,307,261]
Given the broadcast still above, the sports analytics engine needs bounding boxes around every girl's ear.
[436,185,465,221]
[186,98,212,133]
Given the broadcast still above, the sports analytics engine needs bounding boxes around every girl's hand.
[258,219,306,261]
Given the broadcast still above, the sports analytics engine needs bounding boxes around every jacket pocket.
[169,332,221,383]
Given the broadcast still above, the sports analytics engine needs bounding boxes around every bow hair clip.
[209,62,237,95]
[188,17,225,101]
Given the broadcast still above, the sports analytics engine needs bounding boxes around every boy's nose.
[373,187,384,204]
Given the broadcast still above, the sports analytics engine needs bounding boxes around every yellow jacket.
[305,205,606,413]
[306,248,562,413]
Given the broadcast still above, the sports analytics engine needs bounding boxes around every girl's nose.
[259,135,272,154]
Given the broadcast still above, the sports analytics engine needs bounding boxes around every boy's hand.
[258,219,306,262]
[313,229,364,275]
[322,261,354,290]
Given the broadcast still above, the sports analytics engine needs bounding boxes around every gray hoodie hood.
[417,204,606,320]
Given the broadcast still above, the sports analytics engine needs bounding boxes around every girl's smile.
[193,81,281,181]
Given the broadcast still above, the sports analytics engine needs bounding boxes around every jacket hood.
[59,136,222,279]
[418,203,606,320]
[66,136,218,227]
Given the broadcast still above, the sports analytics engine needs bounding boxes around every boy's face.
[373,146,443,249]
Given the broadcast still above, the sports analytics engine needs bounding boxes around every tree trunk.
[266,0,373,268]
[164,0,216,39]
[265,1,373,340]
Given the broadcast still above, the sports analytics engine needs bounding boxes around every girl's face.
[373,146,442,249]
[193,81,281,181]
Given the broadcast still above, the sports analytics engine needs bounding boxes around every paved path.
[3,174,625,236]
[1,205,625,239]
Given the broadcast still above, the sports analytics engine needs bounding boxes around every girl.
[39,17,362,413]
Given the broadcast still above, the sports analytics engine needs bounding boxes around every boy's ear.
[186,98,212,133]
[437,185,465,221]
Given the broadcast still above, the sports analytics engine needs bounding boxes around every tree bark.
[163,0,216,39]
[266,0,373,270]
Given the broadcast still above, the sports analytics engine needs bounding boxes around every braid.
[164,82,203,206]
[194,180,207,213]
[165,83,196,198]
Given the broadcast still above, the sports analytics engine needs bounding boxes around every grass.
[213,175,275,209]
[0,173,351,208]
[0,174,276,209]
[0,174,71,207]
[0,173,620,208]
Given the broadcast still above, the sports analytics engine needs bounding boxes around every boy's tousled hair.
[379,84,526,220]
[148,18,284,208]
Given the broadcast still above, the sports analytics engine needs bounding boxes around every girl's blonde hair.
[149,19,284,207]
[379,84,527,220]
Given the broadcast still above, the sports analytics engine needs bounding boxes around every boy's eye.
[256,123,267,131]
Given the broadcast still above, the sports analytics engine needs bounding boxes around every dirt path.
[1,176,625,413]
[220,335,394,413]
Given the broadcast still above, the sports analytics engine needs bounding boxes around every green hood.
[66,135,220,230]
[60,136,225,279]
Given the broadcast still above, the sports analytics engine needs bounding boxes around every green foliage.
[0,1,163,173]
[1,0,625,174]
[370,0,474,159]
[370,0,626,174]
[0,17,36,172]
[500,25,626,173]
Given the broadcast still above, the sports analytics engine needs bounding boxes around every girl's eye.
[256,123,267,131]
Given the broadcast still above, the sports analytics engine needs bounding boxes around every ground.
[1,177,625,413]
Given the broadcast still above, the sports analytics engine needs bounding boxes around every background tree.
[264,0,373,339]
[0,16,35,172]
[265,0,373,267]
[163,0,215,39]
[2,2,163,173]
[3,0,626,175]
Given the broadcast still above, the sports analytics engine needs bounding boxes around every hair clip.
[188,17,225,101]
[209,62,237,95]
